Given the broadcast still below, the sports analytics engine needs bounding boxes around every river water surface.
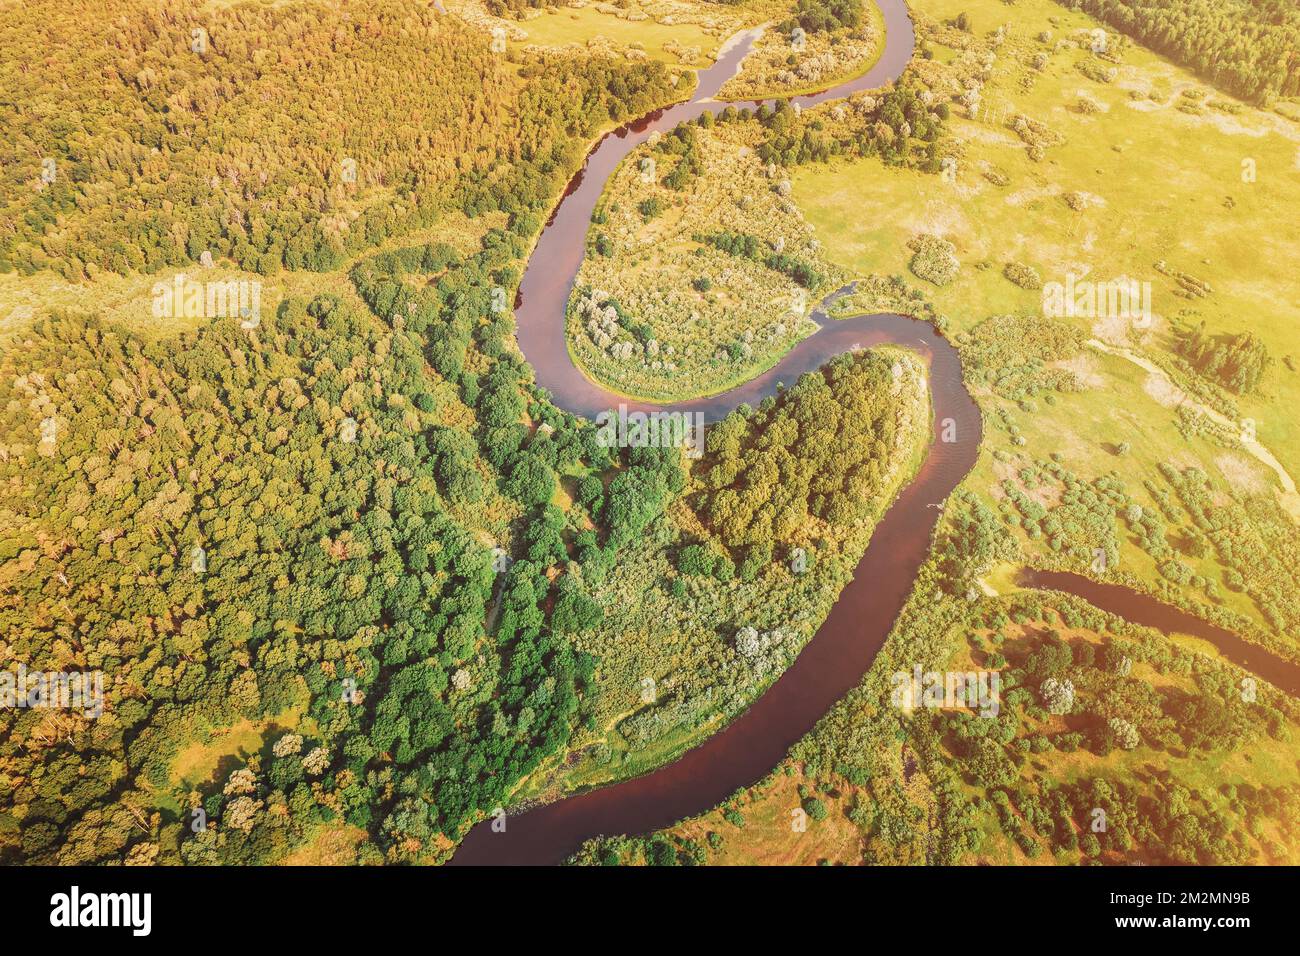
[1020,570,1300,696]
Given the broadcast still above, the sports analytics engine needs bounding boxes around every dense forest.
[1055,0,1300,103]
[2,296,517,863]
[1174,321,1272,395]
[779,0,864,35]
[0,0,693,856]
[0,0,675,279]
[485,0,562,16]
[753,80,949,170]
[0,207,697,862]
[692,350,922,562]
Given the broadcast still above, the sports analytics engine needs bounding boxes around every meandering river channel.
[450,0,972,865]
[450,0,1290,865]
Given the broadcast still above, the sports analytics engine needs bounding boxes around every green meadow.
[513,5,725,66]
[795,0,1300,480]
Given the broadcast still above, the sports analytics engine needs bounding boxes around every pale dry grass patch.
[1215,452,1269,497]
[1052,353,1105,390]
[1141,370,1185,408]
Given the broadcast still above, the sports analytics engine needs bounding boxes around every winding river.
[450,0,977,866]
[448,0,1300,866]
[447,0,1300,865]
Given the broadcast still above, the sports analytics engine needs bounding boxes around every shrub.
[908,234,960,286]
[1003,261,1042,290]
[803,796,829,821]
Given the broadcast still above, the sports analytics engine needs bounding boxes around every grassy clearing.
[514,6,724,66]
[671,768,866,864]
[568,120,842,401]
[969,346,1272,627]
[718,0,886,100]
[277,822,370,866]
[795,0,1300,479]
[788,0,1300,641]
[168,709,303,792]
[0,209,504,342]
